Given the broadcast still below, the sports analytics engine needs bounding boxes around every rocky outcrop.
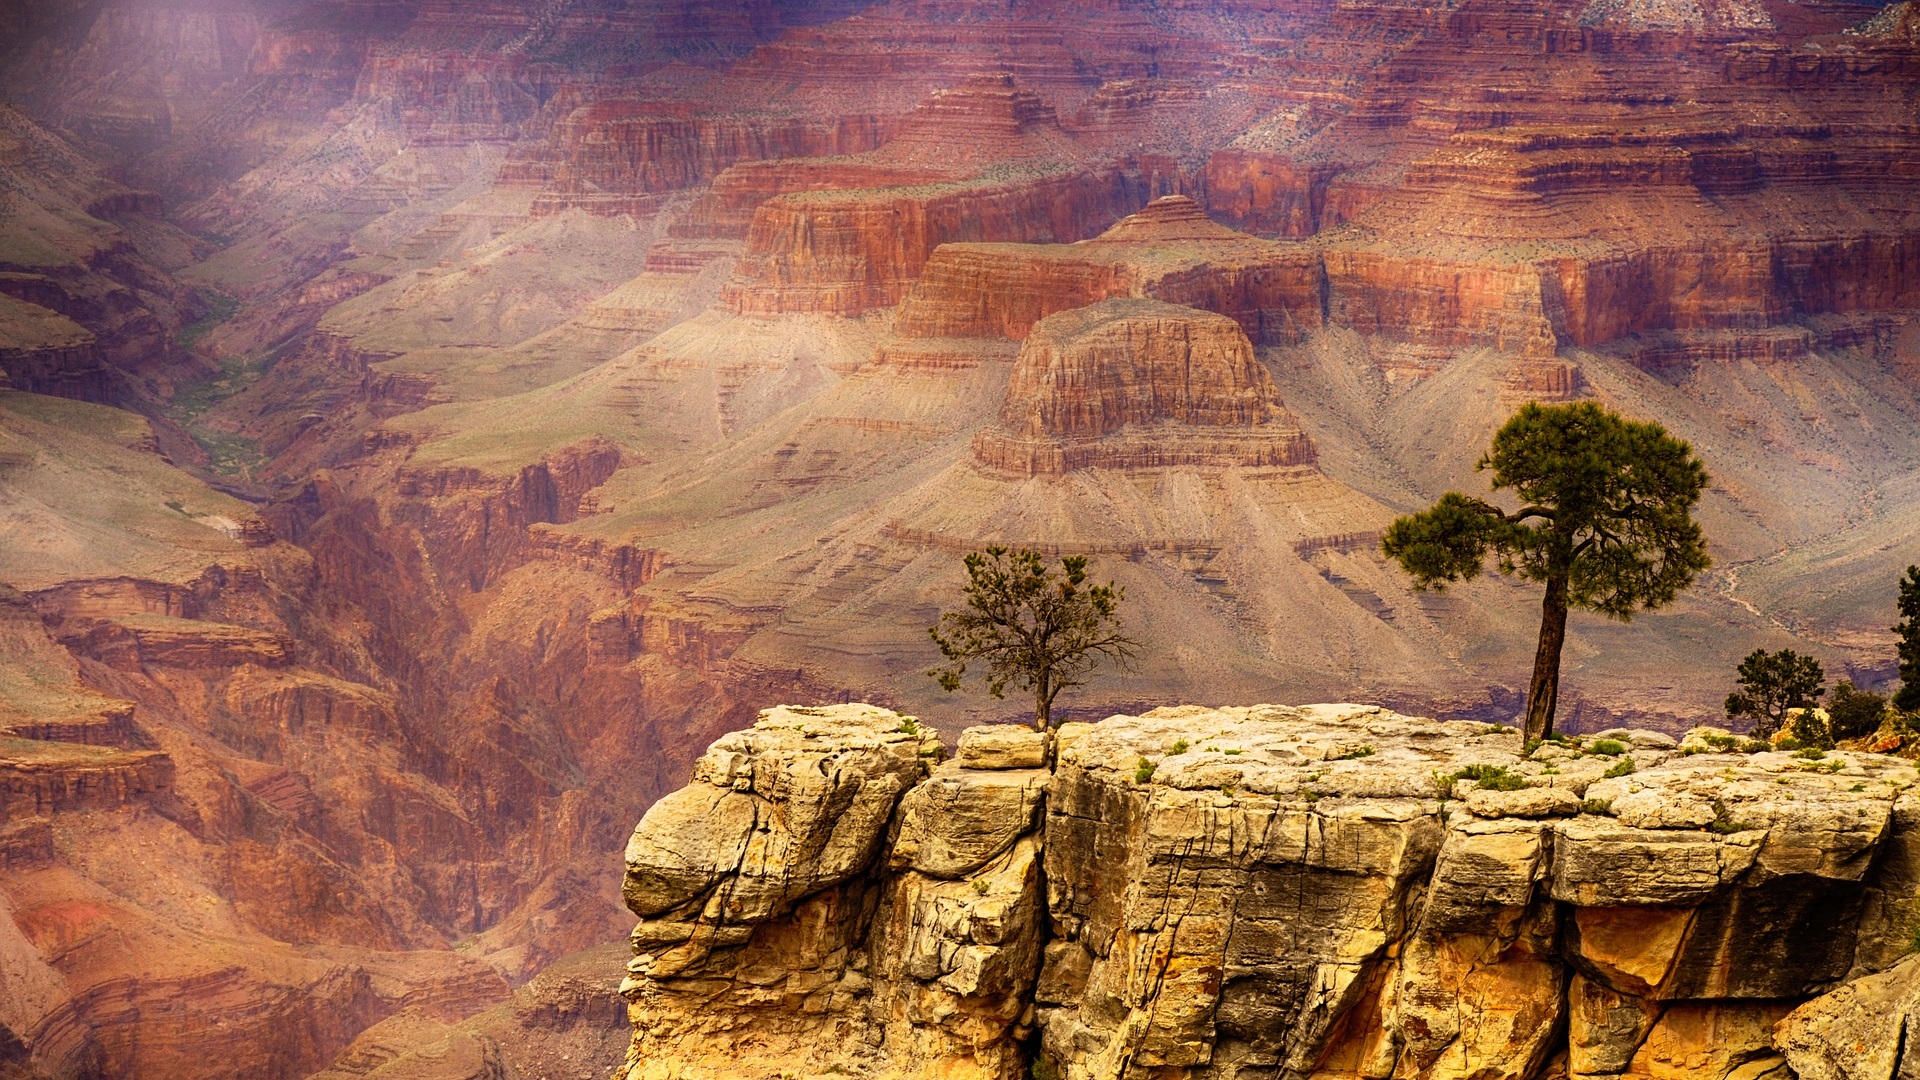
[1777,953,1920,1080]
[0,742,172,821]
[893,196,1327,346]
[723,169,1144,317]
[616,704,1034,1080]
[516,106,902,218]
[973,299,1317,475]
[616,702,1920,1080]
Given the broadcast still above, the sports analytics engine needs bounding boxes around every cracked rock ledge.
[613,702,1920,1080]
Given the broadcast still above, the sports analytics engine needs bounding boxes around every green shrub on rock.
[1829,681,1890,742]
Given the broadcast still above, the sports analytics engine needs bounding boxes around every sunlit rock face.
[2,0,1919,1074]
[615,703,1920,1080]
[610,703,1920,1076]
[974,299,1317,475]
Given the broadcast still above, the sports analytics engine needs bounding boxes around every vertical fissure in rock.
[617,705,1920,1080]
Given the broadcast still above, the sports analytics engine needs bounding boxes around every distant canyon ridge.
[0,0,1917,1076]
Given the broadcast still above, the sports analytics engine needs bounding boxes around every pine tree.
[1726,648,1826,739]
[928,548,1139,729]
[1895,565,1920,712]
[1382,402,1711,741]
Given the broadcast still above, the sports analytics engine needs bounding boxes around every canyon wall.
[615,703,1920,1080]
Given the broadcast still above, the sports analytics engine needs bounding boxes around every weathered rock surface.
[1777,953,1920,1080]
[616,703,1920,1080]
[6,0,1920,1075]
[894,196,1327,346]
[974,299,1317,475]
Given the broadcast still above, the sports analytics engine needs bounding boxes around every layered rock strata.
[617,702,1920,1080]
[973,299,1317,475]
[894,196,1327,347]
[717,75,1147,316]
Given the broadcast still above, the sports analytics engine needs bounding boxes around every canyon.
[0,0,1916,1075]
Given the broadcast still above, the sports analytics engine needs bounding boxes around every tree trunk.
[1524,574,1570,743]
[1035,675,1051,731]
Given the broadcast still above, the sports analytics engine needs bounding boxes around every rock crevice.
[615,703,1920,1080]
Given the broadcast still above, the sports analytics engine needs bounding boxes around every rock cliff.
[4,0,1920,1072]
[617,702,1920,1080]
[974,299,1317,475]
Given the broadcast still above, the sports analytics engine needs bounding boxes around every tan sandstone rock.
[1776,952,1920,1080]
[613,703,1920,1080]
[957,725,1049,770]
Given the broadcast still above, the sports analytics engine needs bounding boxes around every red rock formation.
[1202,151,1352,239]
[725,169,1145,317]
[973,298,1317,475]
[893,196,1327,345]
[711,74,1154,316]
[515,106,904,218]
[0,743,172,821]
[675,159,952,240]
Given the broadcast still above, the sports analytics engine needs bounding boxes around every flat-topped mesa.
[893,196,1327,345]
[674,74,1078,243]
[616,702,1920,1080]
[973,298,1316,475]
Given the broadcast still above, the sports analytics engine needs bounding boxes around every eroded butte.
[0,0,1916,1075]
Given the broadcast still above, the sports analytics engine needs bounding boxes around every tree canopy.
[928,547,1138,729]
[1382,401,1711,741]
[1726,648,1826,740]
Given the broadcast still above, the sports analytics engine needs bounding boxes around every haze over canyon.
[0,0,1917,1076]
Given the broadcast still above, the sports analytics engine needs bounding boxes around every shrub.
[1134,757,1156,784]
[1702,733,1738,751]
[1602,758,1636,779]
[1829,681,1890,742]
[1580,798,1613,815]
[1789,707,1834,750]
[1707,799,1750,834]
[1336,744,1376,760]
[1443,764,1528,792]
[1589,739,1627,757]
[1170,739,1189,755]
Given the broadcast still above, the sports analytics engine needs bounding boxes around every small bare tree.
[928,547,1138,729]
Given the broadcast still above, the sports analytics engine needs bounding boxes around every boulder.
[1776,953,1920,1080]
[889,763,1048,878]
[958,725,1048,770]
